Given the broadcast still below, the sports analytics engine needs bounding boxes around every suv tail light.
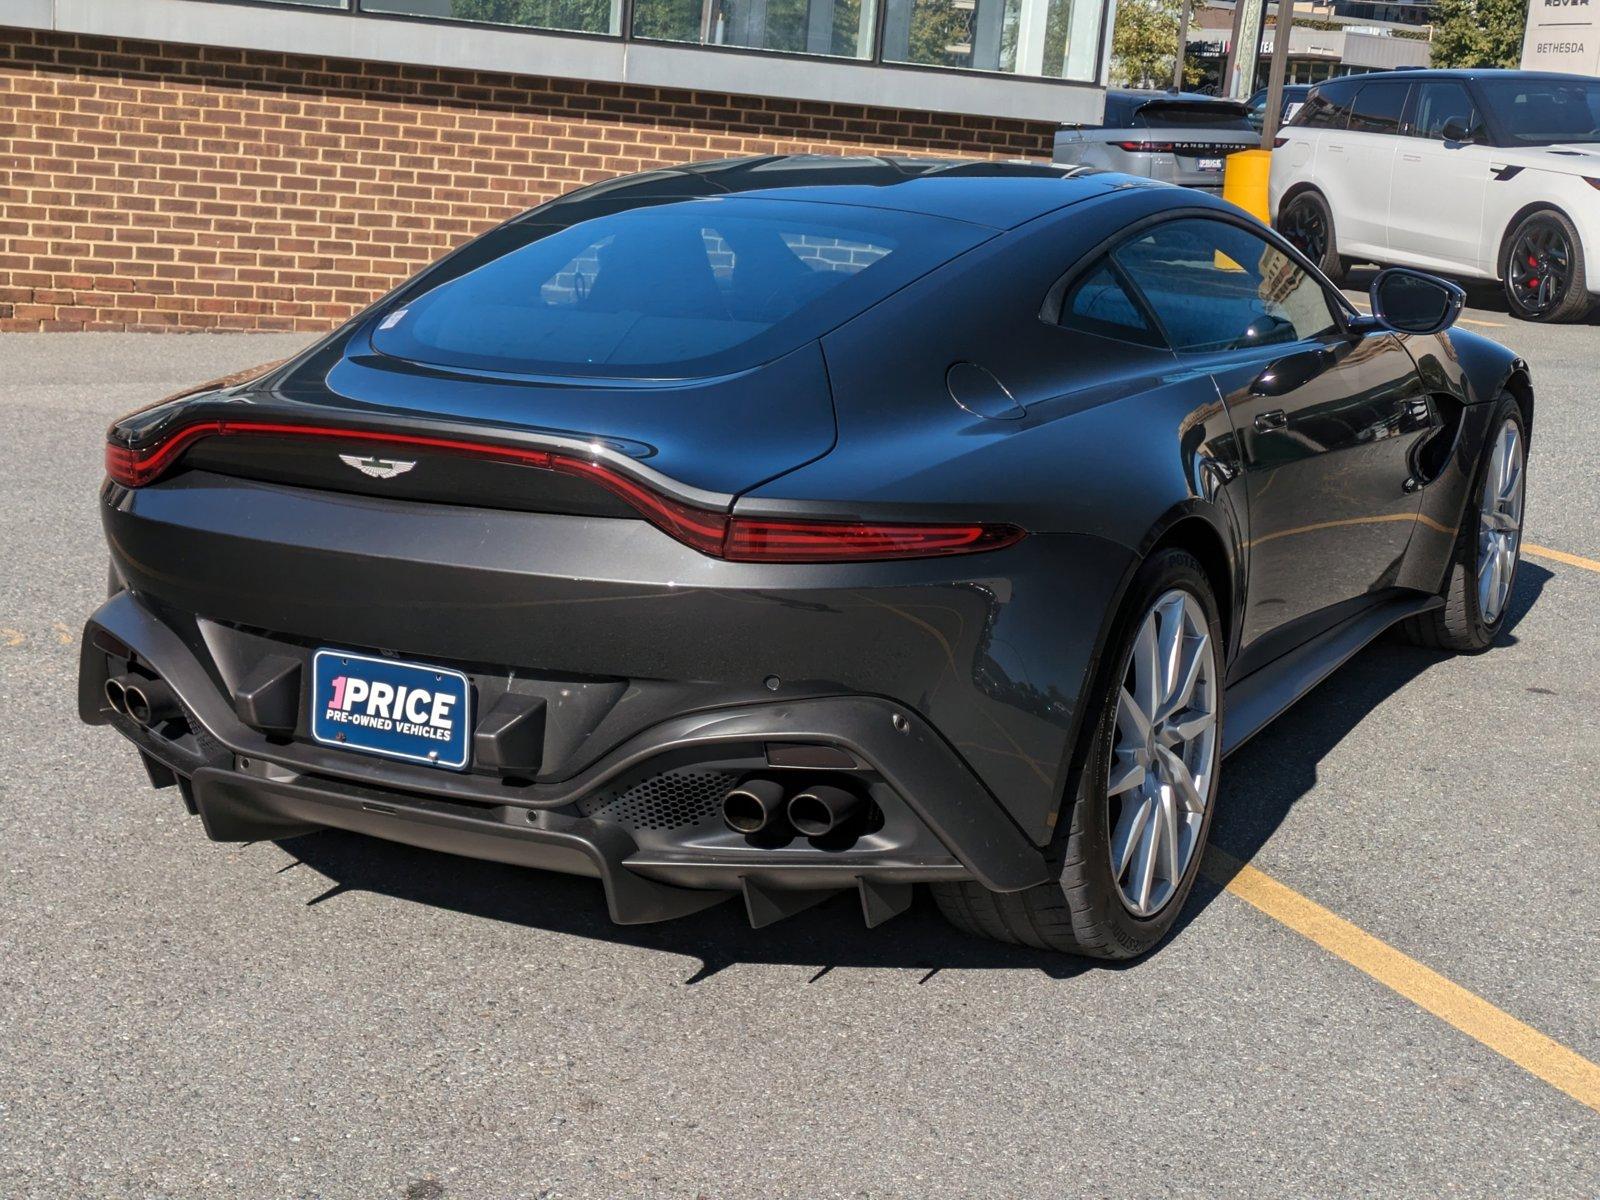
[105,421,1024,563]
[1113,141,1177,153]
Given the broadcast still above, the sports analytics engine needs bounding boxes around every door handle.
[1254,409,1289,434]
[1401,153,1421,162]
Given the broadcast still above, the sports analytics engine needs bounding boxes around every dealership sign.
[1522,0,1600,74]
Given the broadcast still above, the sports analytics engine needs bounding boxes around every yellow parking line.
[1204,848,1600,1115]
[1524,543,1600,574]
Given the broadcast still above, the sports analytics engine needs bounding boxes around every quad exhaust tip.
[722,778,787,834]
[119,675,179,729]
[722,777,868,838]
[786,784,863,838]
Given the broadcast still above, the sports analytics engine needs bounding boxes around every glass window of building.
[878,0,1103,80]
[359,0,621,37]
[631,0,878,59]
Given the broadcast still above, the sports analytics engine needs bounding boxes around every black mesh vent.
[580,771,731,831]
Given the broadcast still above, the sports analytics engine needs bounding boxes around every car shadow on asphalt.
[1192,561,1552,914]
[275,564,1552,983]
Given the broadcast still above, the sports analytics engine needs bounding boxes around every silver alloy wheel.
[1477,419,1525,626]
[1106,588,1219,918]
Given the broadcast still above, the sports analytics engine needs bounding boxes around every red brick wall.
[0,28,1056,333]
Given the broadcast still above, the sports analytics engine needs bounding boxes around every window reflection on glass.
[358,0,621,36]
[631,0,878,59]
[879,0,1101,80]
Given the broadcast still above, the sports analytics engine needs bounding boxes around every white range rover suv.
[1270,69,1600,322]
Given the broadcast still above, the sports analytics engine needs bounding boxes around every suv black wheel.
[1276,189,1346,285]
[1502,209,1594,323]
[932,549,1223,959]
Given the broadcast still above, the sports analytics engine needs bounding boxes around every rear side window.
[1059,259,1160,346]
[1293,91,1340,129]
[1349,82,1411,135]
[1111,218,1339,353]
[371,198,987,379]
[1306,80,1358,129]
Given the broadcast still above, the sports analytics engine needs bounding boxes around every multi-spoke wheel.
[1476,419,1524,627]
[932,549,1223,958]
[1502,210,1594,324]
[1399,395,1528,653]
[1106,589,1218,917]
[1276,189,1346,284]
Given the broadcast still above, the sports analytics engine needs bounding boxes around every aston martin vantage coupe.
[80,157,1531,958]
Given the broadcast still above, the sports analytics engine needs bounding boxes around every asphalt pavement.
[1,293,1596,1198]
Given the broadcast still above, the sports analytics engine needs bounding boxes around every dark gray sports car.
[80,157,1531,958]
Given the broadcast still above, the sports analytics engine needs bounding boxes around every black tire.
[1501,209,1595,324]
[932,549,1223,959]
[1276,189,1346,285]
[1398,394,1526,653]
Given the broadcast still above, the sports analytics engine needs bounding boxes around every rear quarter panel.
[740,191,1250,836]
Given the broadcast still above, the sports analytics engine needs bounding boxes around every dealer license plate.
[311,649,472,770]
[1197,157,1224,173]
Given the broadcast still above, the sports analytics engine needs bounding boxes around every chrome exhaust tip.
[787,784,863,838]
[722,778,788,835]
[124,677,179,728]
[103,675,130,715]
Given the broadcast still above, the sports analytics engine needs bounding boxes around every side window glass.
[1349,82,1409,135]
[1295,92,1334,128]
[1411,82,1477,141]
[1112,219,1339,354]
[1060,258,1161,347]
[1321,83,1356,128]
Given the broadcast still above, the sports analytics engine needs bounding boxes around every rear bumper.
[101,472,1133,839]
[81,590,1052,925]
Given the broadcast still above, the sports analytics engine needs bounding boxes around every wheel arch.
[1494,201,1573,283]
[1138,512,1238,658]
[1503,364,1534,438]
[1275,181,1327,226]
[1040,506,1239,850]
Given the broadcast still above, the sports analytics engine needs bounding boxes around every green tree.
[1110,0,1205,89]
[1430,0,1526,68]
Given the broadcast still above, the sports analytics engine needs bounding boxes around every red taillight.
[1587,177,1600,191]
[547,454,728,557]
[104,420,1024,563]
[724,518,1024,562]
[1272,136,1289,149]
[1113,140,1176,153]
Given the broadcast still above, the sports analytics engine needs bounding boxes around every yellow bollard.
[1222,149,1272,225]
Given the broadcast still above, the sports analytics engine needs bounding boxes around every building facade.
[0,0,1114,332]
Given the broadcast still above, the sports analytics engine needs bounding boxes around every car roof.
[1318,68,1598,84]
[1107,88,1235,103]
[513,155,1133,232]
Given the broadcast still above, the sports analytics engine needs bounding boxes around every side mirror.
[1440,116,1473,144]
[1366,267,1466,336]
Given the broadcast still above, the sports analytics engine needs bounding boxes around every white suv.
[1270,69,1600,322]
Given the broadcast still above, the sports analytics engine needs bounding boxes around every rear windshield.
[370,197,987,379]
[1137,101,1253,131]
[1477,77,1600,146]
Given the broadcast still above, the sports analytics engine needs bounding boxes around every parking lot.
[1,278,1596,1198]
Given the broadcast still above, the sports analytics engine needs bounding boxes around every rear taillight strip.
[104,420,1024,563]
